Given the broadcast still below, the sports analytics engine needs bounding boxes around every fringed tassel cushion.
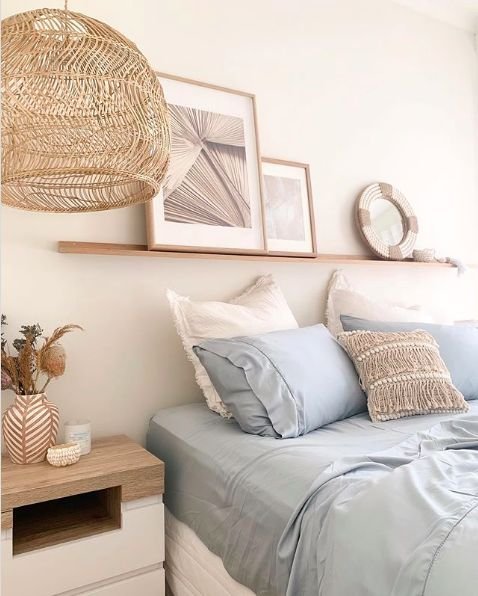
[337,330,468,422]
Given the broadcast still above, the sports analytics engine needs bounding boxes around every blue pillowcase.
[340,315,478,401]
[193,324,366,438]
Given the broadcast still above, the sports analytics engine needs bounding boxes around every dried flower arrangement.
[1,315,82,395]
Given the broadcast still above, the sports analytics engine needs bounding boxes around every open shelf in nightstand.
[13,486,121,555]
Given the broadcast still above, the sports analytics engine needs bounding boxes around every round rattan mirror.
[356,183,418,260]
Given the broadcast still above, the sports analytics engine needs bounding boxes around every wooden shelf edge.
[2,435,164,510]
[58,242,475,267]
[1,510,12,530]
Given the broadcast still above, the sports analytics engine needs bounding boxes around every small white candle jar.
[64,420,91,455]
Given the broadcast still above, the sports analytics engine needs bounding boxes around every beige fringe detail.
[369,378,468,422]
[356,345,448,386]
[337,330,438,358]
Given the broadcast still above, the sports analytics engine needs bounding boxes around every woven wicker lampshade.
[1,8,170,212]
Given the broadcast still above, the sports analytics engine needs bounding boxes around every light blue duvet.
[147,403,478,595]
[282,416,478,596]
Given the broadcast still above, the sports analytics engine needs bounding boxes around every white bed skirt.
[165,508,254,596]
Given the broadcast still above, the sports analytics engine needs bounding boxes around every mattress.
[165,507,253,596]
[147,402,478,595]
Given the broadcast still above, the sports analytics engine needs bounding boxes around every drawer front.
[81,568,165,596]
[2,498,164,596]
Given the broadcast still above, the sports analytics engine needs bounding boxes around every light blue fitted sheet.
[147,402,478,595]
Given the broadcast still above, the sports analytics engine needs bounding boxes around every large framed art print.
[146,73,266,254]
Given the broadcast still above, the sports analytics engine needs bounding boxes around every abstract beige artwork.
[264,175,305,241]
[261,159,316,256]
[163,105,251,228]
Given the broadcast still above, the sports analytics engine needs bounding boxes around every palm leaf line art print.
[163,105,251,228]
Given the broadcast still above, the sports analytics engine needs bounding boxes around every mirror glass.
[369,198,404,246]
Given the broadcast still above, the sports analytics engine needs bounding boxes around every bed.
[147,402,478,596]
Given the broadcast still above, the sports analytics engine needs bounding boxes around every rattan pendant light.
[1,3,170,212]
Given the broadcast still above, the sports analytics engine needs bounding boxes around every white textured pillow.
[167,275,298,417]
[326,271,435,336]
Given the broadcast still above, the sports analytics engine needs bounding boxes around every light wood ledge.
[58,242,474,267]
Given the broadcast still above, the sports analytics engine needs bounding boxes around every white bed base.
[165,508,254,596]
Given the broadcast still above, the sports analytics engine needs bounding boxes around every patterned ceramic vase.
[2,394,59,464]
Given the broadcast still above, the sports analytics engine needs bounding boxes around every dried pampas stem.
[18,335,34,394]
[40,325,83,354]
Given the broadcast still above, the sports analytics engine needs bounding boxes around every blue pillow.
[192,347,279,437]
[193,324,366,438]
[340,315,478,401]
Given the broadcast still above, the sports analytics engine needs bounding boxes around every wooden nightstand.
[1,435,165,596]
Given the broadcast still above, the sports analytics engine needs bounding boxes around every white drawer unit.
[80,568,165,596]
[1,436,165,596]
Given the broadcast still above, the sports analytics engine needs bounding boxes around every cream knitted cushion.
[337,330,468,422]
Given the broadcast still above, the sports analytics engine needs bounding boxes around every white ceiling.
[394,0,478,31]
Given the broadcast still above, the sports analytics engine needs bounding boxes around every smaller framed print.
[262,158,317,256]
[147,73,266,255]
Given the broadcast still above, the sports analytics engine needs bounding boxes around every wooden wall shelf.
[57,242,470,267]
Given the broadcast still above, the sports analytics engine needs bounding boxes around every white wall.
[2,0,477,443]
[394,0,478,32]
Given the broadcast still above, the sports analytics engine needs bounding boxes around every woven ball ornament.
[1,7,170,212]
